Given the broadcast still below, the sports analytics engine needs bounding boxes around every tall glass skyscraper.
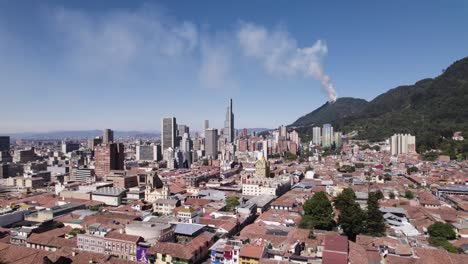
[223,98,234,143]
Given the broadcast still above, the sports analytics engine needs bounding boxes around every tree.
[301,191,334,230]
[68,228,83,236]
[354,163,365,169]
[52,221,64,228]
[429,237,458,253]
[338,202,365,241]
[365,191,386,237]
[225,196,240,212]
[89,205,100,211]
[334,188,356,212]
[428,222,456,240]
[389,193,395,199]
[374,190,384,200]
[404,190,414,200]
[407,166,418,175]
[338,165,356,173]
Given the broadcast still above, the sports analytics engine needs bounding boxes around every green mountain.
[292,57,468,151]
[291,97,369,127]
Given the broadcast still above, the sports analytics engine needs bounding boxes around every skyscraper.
[205,128,218,159]
[161,117,177,150]
[203,120,209,137]
[94,143,125,180]
[223,98,234,143]
[322,124,333,147]
[0,136,10,152]
[102,129,114,144]
[312,127,322,145]
[178,125,189,137]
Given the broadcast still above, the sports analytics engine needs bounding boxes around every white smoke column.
[238,23,337,102]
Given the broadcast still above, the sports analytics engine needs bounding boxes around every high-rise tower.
[102,129,114,144]
[161,117,177,150]
[223,98,234,143]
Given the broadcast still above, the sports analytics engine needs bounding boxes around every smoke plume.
[237,23,337,102]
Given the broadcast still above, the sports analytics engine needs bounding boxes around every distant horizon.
[0,127,273,136]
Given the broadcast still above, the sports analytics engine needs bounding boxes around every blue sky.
[1,0,467,133]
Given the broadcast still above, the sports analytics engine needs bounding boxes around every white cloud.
[51,6,198,74]
[237,22,337,102]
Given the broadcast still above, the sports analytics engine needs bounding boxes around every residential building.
[322,124,333,147]
[77,226,142,261]
[390,133,416,156]
[239,244,266,264]
[312,127,321,145]
[153,199,180,215]
[242,174,292,197]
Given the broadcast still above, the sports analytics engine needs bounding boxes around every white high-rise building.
[333,132,343,147]
[322,124,333,147]
[390,134,416,156]
[289,130,300,145]
[312,127,322,145]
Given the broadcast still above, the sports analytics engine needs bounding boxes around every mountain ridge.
[291,56,468,149]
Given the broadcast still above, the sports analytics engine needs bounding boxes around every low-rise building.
[77,226,143,261]
[153,199,180,216]
[91,187,127,206]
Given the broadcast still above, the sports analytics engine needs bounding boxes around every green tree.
[374,190,384,200]
[428,222,456,240]
[338,202,365,241]
[429,237,458,253]
[52,221,64,228]
[89,205,100,211]
[404,190,414,200]
[301,191,334,230]
[407,166,418,175]
[365,191,386,237]
[334,188,356,212]
[338,165,356,173]
[68,228,83,236]
[225,196,240,212]
[354,163,365,169]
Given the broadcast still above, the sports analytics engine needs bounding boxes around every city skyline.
[1,1,468,133]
